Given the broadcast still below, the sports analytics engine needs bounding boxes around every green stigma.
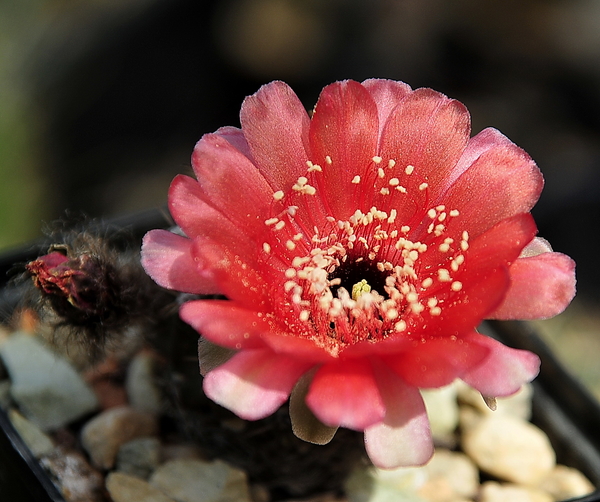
[352,279,372,301]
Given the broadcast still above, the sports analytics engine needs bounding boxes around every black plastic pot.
[0,209,599,502]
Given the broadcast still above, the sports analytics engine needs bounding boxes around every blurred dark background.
[1,0,599,392]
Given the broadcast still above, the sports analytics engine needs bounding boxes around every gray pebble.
[126,351,163,414]
[81,405,158,469]
[107,472,176,502]
[0,332,98,430]
[116,437,161,479]
[8,408,55,457]
[150,458,252,502]
[40,446,104,502]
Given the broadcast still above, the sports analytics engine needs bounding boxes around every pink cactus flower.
[141,80,576,468]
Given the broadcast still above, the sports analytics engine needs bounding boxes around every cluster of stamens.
[261,155,470,355]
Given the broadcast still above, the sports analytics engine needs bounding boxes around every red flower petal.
[407,214,536,339]
[379,87,471,207]
[141,230,219,294]
[460,213,537,272]
[214,126,254,160]
[306,358,385,430]
[190,239,273,310]
[490,251,576,320]
[361,79,412,139]
[364,365,433,468]
[191,133,273,237]
[439,133,543,238]
[168,174,257,260]
[384,336,490,388]
[445,128,509,187]
[241,81,311,190]
[309,80,380,219]
[203,348,311,420]
[413,266,510,339]
[460,331,540,397]
[260,330,334,363]
[180,300,268,350]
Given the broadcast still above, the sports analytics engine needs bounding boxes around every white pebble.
[151,458,252,502]
[539,465,595,500]
[479,481,553,502]
[462,415,555,485]
[421,385,459,443]
[418,449,479,501]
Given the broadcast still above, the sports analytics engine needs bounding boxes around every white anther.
[438,268,452,282]
[451,281,463,291]
[394,320,407,332]
[439,243,450,253]
[388,209,397,224]
[430,306,442,316]
[422,277,433,288]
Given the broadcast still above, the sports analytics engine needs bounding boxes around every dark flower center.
[328,259,388,300]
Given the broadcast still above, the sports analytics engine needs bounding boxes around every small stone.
[418,449,479,501]
[456,381,533,421]
[126,351,163,414]
[345,464,428,502]
[458,404,483,432]
[150,458,252,502]
[539,465,595,500]
[40,446,104,502]
[106,472,176,502]
[421,385,459,444]
[0,332,98,430]
[116,437,161,479]
[462,415,555,485]
[479,481,553,502]
[81,405,158,469]
[8,408,55,457]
